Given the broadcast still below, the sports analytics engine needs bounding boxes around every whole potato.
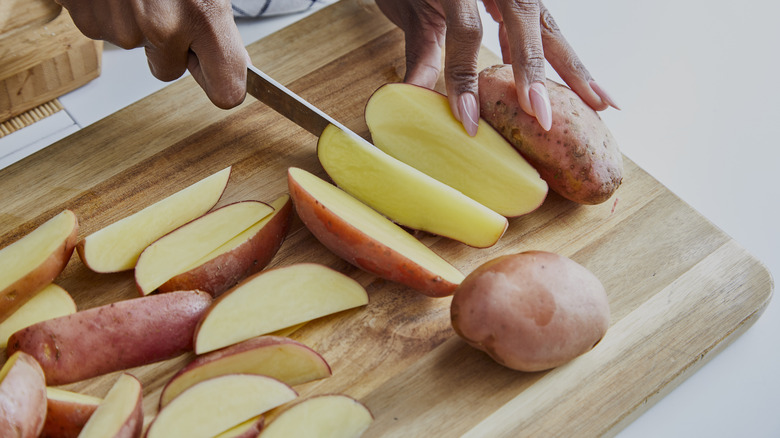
[479,65,623,205]
[451,251,610,372]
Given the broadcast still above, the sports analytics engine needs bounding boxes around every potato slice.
[158,194,293,297]
[288,167,464,297]
[0,210,78,322]
[146,375,297,438]
[366,83,548,217]
[0,284,76,348]
[160,335,331,408]
[317,124,507,248]
[42,387,102,438]
[260,394,373,438]
[0,351,47,438]
[194,263,368,354]
[135,201,274,295]
[77,373,143,438]
[77,167,231,273]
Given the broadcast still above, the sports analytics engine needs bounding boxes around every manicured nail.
[529,82,552,131]
[458,92,479,137]
[590,80,621,110]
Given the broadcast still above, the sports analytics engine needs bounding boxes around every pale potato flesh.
[0,284,76,348]
[214,416,263,438]
[135,201,273,294]
[46,387,102,406]
[195,263,368,354]
[147,375,297,438]
[288,167,464,289]
[0,210,76,294]
[186,195,289,269]
[366,83,548,217]
[261,395,372,438]
[75,374,141,438]
[78,167,231,273]
[160,336,330,407]
[317,124,507,248]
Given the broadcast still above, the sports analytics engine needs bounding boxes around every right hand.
[57,0,249,109]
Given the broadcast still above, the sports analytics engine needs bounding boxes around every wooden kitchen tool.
[0,1,772,436]
[0,0,102,123]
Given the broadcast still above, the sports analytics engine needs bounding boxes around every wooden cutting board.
[0,1,773,436]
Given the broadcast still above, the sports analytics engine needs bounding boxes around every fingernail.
[458,92,479,137]
[590,80,621,110]
[529,82,552,131]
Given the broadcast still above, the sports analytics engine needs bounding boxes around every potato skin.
[0,351,47,438]
[479,65,623,205]
[41,392,99,438]
[6,290,212,385]
[450,251,610,372]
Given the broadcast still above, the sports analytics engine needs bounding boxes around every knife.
[246,64,351,137]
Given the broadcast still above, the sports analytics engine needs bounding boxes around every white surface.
[0,1,777,436]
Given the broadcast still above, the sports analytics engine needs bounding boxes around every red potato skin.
[6,290,213,385]
[479,65,623,205]
[0,212,78,323]
[451,251,610,372]
[41,394,99,438]
[0,352,47,438]
[158,197,293,297]
[288,172,458,297]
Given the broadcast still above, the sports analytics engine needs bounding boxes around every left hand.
[374,0,619,135]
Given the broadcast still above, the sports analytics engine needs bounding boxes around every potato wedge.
[0,351,47,438]
[0,284,76,348]
[42,387,101,438]
[77,373,143,438]
[0,210,78,322]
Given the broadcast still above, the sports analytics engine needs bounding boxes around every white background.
[1,1,777,436]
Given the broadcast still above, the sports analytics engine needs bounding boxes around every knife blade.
[246,65,350,137]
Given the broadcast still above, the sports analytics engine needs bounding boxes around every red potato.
[479,65,623,205]
[41,387,102,438]
[158,194,293,297]
[77,373,143,438]
[451,251,610,372]
[6,290,213,385]
[0,351,47,438]
[0,210,78,322]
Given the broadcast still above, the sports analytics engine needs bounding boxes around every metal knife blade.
[246,65,349,137]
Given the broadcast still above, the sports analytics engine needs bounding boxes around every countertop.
[0,1,777,436]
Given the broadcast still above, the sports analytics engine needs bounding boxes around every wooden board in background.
[0,1,772,436]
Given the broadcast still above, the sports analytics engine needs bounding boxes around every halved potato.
[0,210,78,322]
[288,167,464,297]
[77,167,231,273]
[366,83,548,217]
[194,263,368,354]
[317,124,507,248]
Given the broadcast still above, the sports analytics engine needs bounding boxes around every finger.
[402,26,446,89]
[441,0,483,136]
[145,43,189,82]
[539,4,618,110]
[105,0,144,49]
[494,0,551,130]
[188,9,248,109]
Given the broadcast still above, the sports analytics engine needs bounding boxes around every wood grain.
[0,1,772,436]
[0,1,102,121]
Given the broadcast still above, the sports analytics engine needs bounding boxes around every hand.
[375,0,619,135]
[56,0,249,109]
